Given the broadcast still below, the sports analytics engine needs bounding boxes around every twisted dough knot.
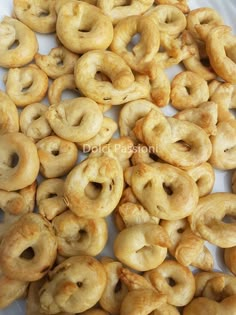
[0,90,19,135]
[189,193,236,248]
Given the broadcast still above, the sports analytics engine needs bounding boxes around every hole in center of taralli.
[77,281,83,288]
[222,215,236,224]
[85,182,103,200]
[167,277,176,287]
[0,209,5,223]
[38,10,49,17]
[127,33,141,52]
[163,183,173,196]
[10,153,19,168]
[9,40,19,50]
[52,150,59,156]
[20,247,35,260]
[114,279,122,293]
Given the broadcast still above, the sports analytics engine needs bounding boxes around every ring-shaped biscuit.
[189,193,236,248]
[114,223,170,271]
[170,71,209,110]
[205,26,236,84]
[56,1,113,53]
[36,178,67,221]
[13,0,57,33]
[110,14,160,79]
[64,155,124,218]
[0,132,39,191]
[37,136,78,178]
[0,213,57,282]
[74,50,151,106]
[20,103,52,142]
[39,256,107,314]
[45,97,103,143]
[144,260,195,306]
[0,90,19,135]
[4,65,48,107]
[209,120,236,170]
[35,46,78,79]
[0,16,38,68]
[52,210,108,257]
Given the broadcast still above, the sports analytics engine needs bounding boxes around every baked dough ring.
[114,223,170,271]
[20,103,52,142]
[36,178,67,221]
[142,109,212,169]
[171,71,209,110]
[0,90,19,135]
[37,136,78,178]
[0,132,39,191]
[0,213,57,282]
[74,50,150,106]
[0,181,37,241]
[35,46,78,79]
[144,260,195,306]
[4,65,48,107]
[209,120,236,170]
[56,1,113,53]
[110,14,160,79]
[224,246,236,275]
[205,26,236,84]
[0,265,28,309]
[189,193,236,248]
[13,0,57,33]
[64,155,124,218]
[126,162,198,220]
[0,16,38,68]
[45,97,103,143]
[97,0,154,25]
[52,210,108,257]
[39,256,107,314]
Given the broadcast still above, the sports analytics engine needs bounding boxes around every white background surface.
[0,0,235,314]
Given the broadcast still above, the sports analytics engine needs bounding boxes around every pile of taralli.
[0,0,236,314]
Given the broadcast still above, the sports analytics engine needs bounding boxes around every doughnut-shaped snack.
[64,155,123,218]
[144,260,195,306]
[0,90,19,135]
[37,136,78,178]
[120,289,167,315]
[189,193,236,248]
[0,16,38,68]
[48,74,79,105]
[186,162,215,197]
[39,256,107,314]
[97,0,154,25]
[205,26,236,84]
[99,258,128,314]
[0,181,37,240]
[0,213,57,282]
[174,102,218,136]
[56,1,113,53]
[142,110,212,169]
[119,99,161,143]
[74,50,151,106]
[4,65,48,107]
[187,7,224,41]
[183,296,236,315]
[224,246,236,275]
[114,223,170,271]
[146,5,187,37]
[171,71,209,110]
[77,117,118,152]
[154,0,189,14]
[35,46,78,79]
[161,219,213,271]
[232,171,236,194]
[52,210,108,257]
[0,132,39,191]
[127,162,198,219]
[110,14,160,79]
[36,178,67,221]
[13,0,57,33]
[0,265,28,309]
[45,98,103,143]
[209,120,236,170]
[20,103,52,142]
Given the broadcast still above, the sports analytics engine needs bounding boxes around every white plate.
[0,0,235,314]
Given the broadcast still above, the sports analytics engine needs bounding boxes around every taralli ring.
[0,213,57,282]
[0,16,38,68]
[0,90,19,135]
[0,132,39,191]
